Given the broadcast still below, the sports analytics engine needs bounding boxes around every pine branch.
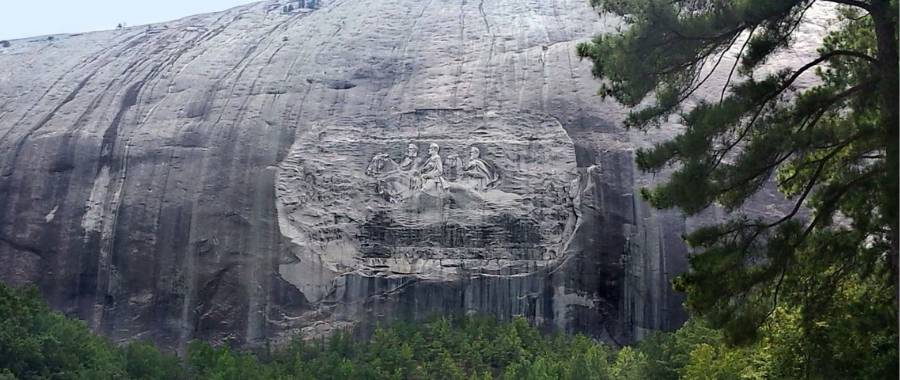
[663,34,743,111]
[721,27,757,102]
[799,168,882,241]
[824,49,878,63]
[821,0,874,12]
[710,62,875,173]
[761,145,837,229]
[739,1,815,73]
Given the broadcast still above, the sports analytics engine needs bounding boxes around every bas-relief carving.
[366,142,505,206]
[275,112,580,303]
[462,146,500,191]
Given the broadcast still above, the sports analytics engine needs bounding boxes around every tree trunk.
[869,1,899,370]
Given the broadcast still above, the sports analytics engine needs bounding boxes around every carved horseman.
[414,143,448,194]
[399,143,420,171]
[462,146,499,191]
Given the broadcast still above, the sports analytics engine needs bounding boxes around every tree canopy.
[7,281,885,379]
[577,0,897,377]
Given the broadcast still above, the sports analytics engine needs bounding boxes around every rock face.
[0,0,723,350]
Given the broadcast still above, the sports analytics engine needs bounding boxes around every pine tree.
[576,0,898,370]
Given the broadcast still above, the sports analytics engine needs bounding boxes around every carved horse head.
[366,153,397,176]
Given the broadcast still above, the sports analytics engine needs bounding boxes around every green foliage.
[0,285,610,380]
[257,315,617,380]
[124,342,186,380]
[0,285,126,379]
[0,283,893,380]
[578,0,898,378]
[609,347,649,380]
[0,284,192,380]
[187,341,276,380]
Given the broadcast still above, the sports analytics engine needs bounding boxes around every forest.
[1,283,895,379]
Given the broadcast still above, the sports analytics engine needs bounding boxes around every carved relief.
[366,143,507,205]
[413,143,447,195]
[444,153,464,181]
[276,111,578,291]
[461,146,499,191]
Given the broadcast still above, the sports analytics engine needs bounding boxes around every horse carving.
[366,154,411,203]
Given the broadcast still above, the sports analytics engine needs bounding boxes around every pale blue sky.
[1,0,259,40]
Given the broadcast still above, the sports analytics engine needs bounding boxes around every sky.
[0,0,259,40]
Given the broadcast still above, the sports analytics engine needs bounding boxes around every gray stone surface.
[277,111,578,298]
[0,0,832,351]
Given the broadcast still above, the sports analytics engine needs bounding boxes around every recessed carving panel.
[275,110,579,300]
